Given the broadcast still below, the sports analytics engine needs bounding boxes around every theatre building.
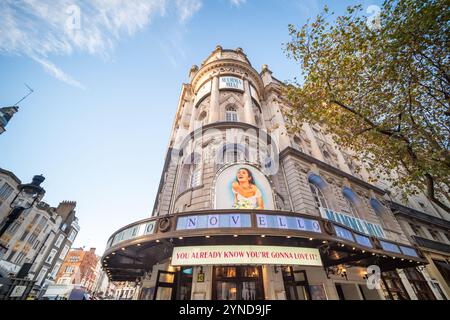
[102,47,444,300]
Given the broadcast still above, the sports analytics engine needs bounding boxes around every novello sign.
[171,245,323,266]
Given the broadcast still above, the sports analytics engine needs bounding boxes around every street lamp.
[0,175,45,241]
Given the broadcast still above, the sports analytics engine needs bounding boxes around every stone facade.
[0,168,79,297]
[103,47,449,300]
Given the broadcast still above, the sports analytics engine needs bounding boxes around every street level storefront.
[101,209,426,300]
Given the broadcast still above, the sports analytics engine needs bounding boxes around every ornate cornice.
[191,59,264,98]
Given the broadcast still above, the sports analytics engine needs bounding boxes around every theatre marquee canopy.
[101,209,427,281]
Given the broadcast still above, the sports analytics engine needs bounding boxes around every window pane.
[155,287,172,300]
[240,267,259,278]
[240,282,257,300]
[293,271,306,282]
[216,282,237,300]
[159,272,174,283]
[216,267,236,278]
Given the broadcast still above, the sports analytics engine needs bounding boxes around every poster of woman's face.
[215,164,274,210]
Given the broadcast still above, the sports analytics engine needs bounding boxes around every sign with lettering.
[320,208,385,238]
[172,246,322,266]
[219,77,244,90]
[176,214,251,230]
[256,214,321,233]
[197,272,205,282]
[10,285,27,298]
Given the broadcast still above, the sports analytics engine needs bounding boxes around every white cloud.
[175,0,202,23]
[230,0,246,6]
[0,0,169,88]
[31,55,86,90]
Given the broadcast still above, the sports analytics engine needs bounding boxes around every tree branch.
[424,173,450,213]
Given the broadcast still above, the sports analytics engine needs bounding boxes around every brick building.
[55,248,99,294]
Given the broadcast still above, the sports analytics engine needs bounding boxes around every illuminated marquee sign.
[320,208,385,238]
[219,77,244,90]
[176,214,251,230]
[256,214,321,233]
[176,213,322,234]
[171,245,323,266]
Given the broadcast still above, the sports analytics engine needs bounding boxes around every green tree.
[284,0,450,213]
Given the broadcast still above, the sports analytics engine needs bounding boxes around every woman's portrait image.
[232,168,263,209]
[215,164,274,210]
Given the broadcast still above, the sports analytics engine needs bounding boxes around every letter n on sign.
[186,216,198,229]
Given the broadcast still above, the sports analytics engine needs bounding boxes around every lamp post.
[0,175,45,257]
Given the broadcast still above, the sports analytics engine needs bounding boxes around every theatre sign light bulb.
[102,47,430,300]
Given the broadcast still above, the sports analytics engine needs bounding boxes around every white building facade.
[0,168,79,298]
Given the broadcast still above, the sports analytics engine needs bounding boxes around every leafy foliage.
[284,0,450,212]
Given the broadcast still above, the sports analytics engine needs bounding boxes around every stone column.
[243,78,256,125]
[189,101,199,132]
[208,75,220,123]
[271,96,290,151]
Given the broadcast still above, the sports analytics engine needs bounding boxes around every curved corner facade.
[102,46,449,300]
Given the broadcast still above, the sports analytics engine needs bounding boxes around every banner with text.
[171,245,322,266]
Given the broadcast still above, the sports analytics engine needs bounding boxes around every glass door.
[154,270,177,300]
[213,266,264,300]
[282,267,311,300]
[380,270,410,300]
[176,267,193,300]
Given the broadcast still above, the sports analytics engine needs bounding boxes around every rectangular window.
[8,222,20,234]
[190,165,202,188]
[27,233,38,245]
[46,249,57,264]
[380,271,410,300]
[29,214,41,227]
[35,267,48,285]
[404,268,436,300]
[20,230,29,242]
[14,252,26,264]
[68,229,77,242]
[409,223,425,237]
[64,265,74,273]
[0,182,14,200]
[59,245,70,260]
[32,240,41,250]
[50,262,61,279]
[428,229,440,241]
[55,234,64,248]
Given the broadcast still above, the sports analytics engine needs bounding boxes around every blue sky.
[0,0,382,255]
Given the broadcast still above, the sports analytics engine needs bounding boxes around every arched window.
[178,153,202,194]
[370,198,385,216]
[346,198,359,218]
[225,106,238,122]
[343,187,360,218]
[308,174,329,210]
[309,183,329,209]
